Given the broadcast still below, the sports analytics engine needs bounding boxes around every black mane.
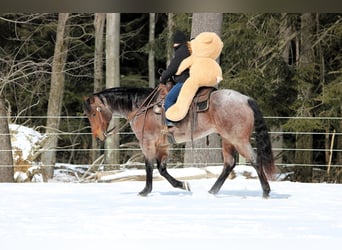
[84,87,154,115]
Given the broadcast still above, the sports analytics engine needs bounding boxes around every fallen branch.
[80,154,104,181]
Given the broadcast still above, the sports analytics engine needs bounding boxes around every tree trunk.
[275,13,296,168]
[0,96,14,182]
[104,13,120,170]
[337,116,342,165]
[148,13,156,88]
[92,13,106,162]
[293,13,316,182]
[183,13,223,168]
[41,13,69,181]
[166,13,174,66]
[280,13,296,64]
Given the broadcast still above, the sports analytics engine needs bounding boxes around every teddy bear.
[165,32,224,122]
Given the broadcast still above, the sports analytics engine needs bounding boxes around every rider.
[159,30,191,127]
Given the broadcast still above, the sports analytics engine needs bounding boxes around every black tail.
[247,98,275,179]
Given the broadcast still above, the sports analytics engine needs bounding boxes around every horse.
[83,86,275,197]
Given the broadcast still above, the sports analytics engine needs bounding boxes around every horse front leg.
[139,158,154,196]
[156,148,191,192]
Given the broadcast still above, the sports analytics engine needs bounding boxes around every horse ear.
[83,96,92,114]
[99,94,109,107]
[84,96,95,104]
[83,96,90,105]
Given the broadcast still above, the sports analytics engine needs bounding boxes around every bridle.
[94,105,129,139]
[94,85,162,140]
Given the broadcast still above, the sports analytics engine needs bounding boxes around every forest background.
[0,13,341,183]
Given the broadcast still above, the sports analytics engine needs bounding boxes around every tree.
[183,13,223,167]
[41,13,70,181]
[148,13,156,88]
[91,13,106,162]
[104,13,120,170]
[275,13,296,167]
[0,96,14,182]
[0,13,53,182]
[292,13,316,182]
[166,13,175,66]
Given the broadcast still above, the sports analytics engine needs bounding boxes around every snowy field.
[1,165,342,250]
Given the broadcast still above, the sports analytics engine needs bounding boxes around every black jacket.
[160,43,190,84]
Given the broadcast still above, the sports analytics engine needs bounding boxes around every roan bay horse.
[83,87,275,197]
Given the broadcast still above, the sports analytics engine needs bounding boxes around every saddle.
[193,86,217,112]
[154,85,216,115]
[157,86,217,144]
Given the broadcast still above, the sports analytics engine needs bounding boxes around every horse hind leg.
[235,143,271,198]
[209,142,236,195]
[253,159,271,198]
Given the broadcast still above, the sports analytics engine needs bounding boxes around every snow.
[9,124,44,161]
[4,124,342,249]
[1,167,342,249]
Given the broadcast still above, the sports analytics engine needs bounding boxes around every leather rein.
[98,86,162,139]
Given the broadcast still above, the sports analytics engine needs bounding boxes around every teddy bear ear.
[203,36,213,44]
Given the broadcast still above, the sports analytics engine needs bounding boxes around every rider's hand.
[158,83,168,97]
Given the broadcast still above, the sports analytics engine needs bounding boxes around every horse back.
[209,89,255,136]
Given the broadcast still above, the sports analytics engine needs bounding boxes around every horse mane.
[84,87,154,115]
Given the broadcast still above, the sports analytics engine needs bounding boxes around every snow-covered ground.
[4,124,342,249]
[1,165,342,250]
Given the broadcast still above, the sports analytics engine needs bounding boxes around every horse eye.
[92,113,96,117]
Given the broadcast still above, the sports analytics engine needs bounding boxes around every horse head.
[83,95,113,141]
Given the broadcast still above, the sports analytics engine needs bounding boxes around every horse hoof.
[208,188,219,195]
[183,182,191,192]
[138,188,151,197]
[262,192,270,199]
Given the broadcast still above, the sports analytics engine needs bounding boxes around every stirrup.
[160,125,171,135]
[160,125,177,144]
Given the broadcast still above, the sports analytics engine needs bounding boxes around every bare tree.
[183,13,223,168]
[41,13,70,181]
[0,13,53,182]
[94,13,106,95]
[91,13,106,162]
[293,13,316,182]
[0,96,14,182]
[104,13,120,170]
[148,13,156,88]
[166,13,174,66]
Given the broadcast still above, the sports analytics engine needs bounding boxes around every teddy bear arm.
[175,57,193,75]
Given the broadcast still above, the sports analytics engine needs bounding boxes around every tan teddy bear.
[165,32,223,122]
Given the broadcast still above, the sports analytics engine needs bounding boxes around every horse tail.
[247,98,275,179]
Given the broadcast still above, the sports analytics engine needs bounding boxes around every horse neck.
[100,90,148,119]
